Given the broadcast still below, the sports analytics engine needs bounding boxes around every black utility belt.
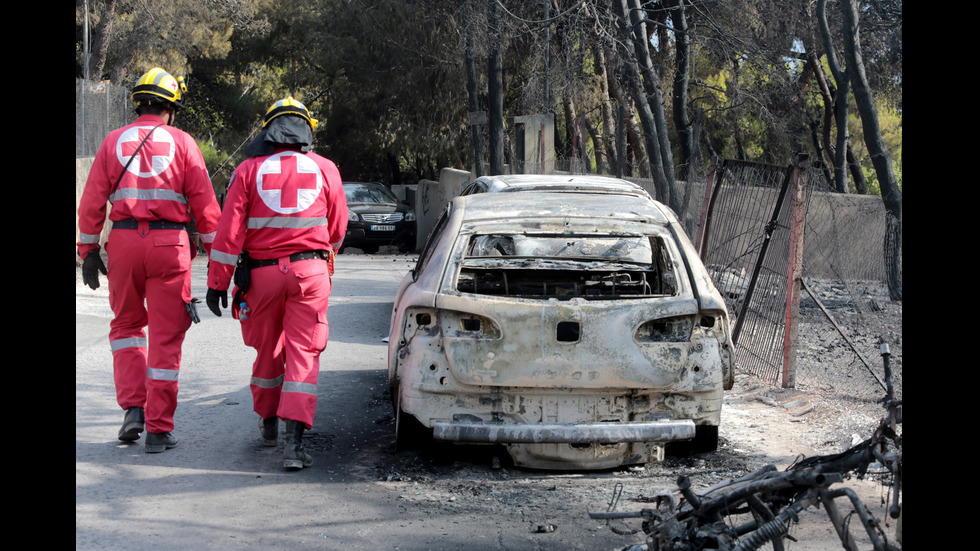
[248,250,328,268]
[113,218,187,231]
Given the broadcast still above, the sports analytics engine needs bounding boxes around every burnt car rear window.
[456,234,678,299]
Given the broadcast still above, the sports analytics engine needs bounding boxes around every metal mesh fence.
[579,157,902,404]
[76,78,133,158]
[695,161,801,387]
[695,160,901,403]
[794,190,902,403]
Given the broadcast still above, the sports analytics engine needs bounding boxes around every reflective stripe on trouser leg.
[110,336,148,409]
[145,231,192,433]
[145,367,180,433]
[240,268,287,421]
[107,227,193,434]
[279,259,331,429]
[243,257,331,429]
[250,373,285,421]
[107,229,150,411]
[280,380,319,429]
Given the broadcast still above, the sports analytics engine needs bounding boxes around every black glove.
[206,288,227,317]
[82,251,108,290]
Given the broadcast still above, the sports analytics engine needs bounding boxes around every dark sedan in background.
[341,182,417,254]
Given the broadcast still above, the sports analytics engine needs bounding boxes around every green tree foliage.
[76,0,254,82]
[77,0,901,193]
[858,98,901,194]
[196,139,231,197]
[316,0,472,182]
[221,0,474,183]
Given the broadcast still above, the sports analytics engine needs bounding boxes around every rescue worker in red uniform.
[205,97,348,470]
[77,67,222,453]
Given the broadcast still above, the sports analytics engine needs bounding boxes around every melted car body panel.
[388,185,734,469]
[439,294,700,389]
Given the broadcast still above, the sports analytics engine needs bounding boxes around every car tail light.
[634,315,694,343]
[439,310,501,339]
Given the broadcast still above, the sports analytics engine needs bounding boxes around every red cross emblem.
[115,126,176,178]
[257,151,323,214]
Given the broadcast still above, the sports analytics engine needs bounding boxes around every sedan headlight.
[405,210,416,222]
[349,211,359,222]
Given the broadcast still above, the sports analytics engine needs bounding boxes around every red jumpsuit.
[207,147,348,429]
[77,114,221,434]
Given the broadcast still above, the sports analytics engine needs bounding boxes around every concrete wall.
[413,168,473,251]
[625,176,889,281]
[513,114,555,174]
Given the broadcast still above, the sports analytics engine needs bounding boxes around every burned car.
[387,191,734,470]
[461,173,652,198]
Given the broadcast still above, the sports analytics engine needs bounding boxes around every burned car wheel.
[386,181,735,470]
[694,424,720,452]
[394,393,432,451]
[668,424,719,456]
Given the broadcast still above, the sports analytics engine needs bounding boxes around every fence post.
[695,156,717,256]
[781,155,809,388]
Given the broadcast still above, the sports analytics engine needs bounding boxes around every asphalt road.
[75,253,634,551]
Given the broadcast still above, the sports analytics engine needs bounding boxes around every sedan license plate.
[370,225,395,232]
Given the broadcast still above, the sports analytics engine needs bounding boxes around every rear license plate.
[370,225,395,231]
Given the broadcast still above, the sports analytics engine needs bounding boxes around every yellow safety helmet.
[131,67,187,109]
[263,96,318,129]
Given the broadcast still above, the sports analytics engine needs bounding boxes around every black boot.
[259,416,279,447]
[145,431,179,453]
[283,419,313,470]
[118,407,145,442]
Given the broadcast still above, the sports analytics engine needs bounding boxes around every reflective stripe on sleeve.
[247,217,328,230]
[79,232,101,244]
[110,188,188,204]
[111,337,147,352]
[199,231,216,244]
[210,249,238,266]
[147,367,179,381]
[251,374,285,389]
